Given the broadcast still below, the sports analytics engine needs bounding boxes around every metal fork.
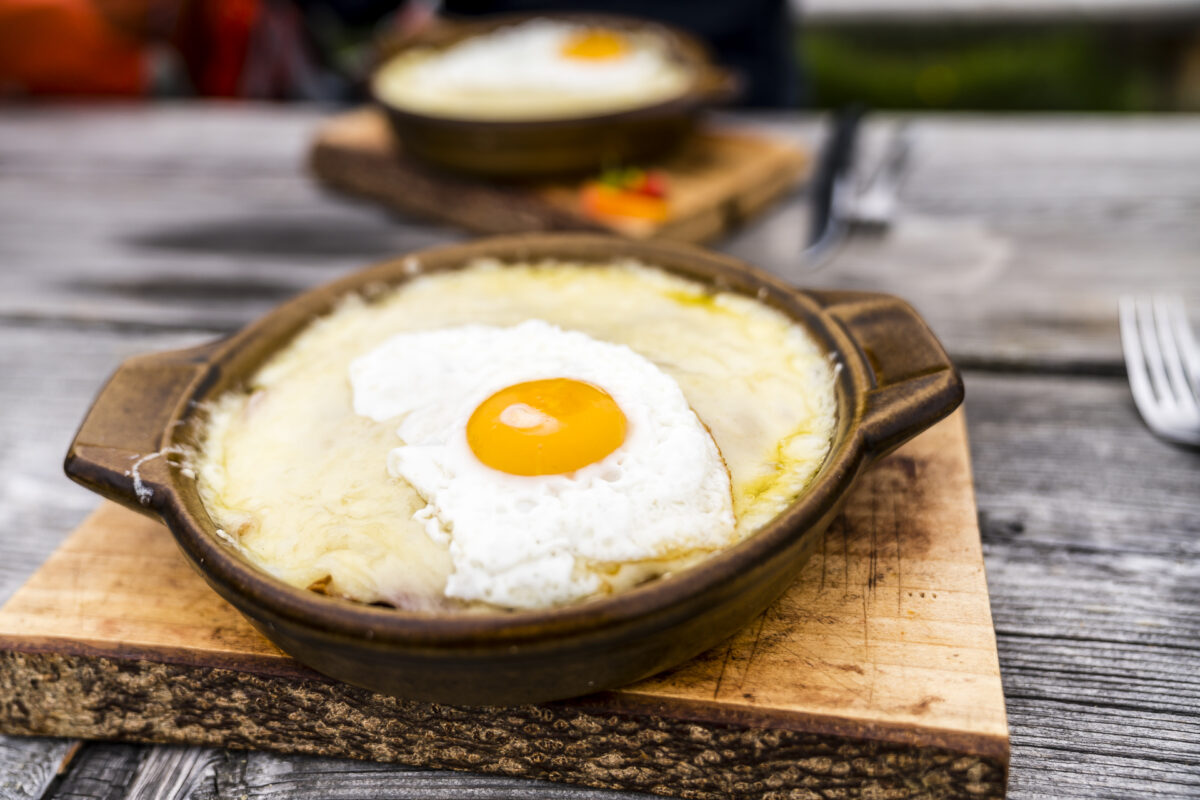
[1119,296,1200,446]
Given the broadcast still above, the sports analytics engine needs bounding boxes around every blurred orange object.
[0,0,262,97]
[580,168,671,222]
[0,0,147,95]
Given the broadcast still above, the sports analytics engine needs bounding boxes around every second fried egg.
[372,19,693,121]
[350,319,735,610]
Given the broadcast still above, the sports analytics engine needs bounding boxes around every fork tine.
[1163,297,1200,396]
[1135,298,1176,413]
[1120,297,1162,423]
[1153,297,1199,413]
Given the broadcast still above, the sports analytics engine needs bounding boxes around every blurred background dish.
[369,13,735,177]
[372,17,694,121]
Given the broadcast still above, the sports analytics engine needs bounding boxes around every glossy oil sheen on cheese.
[195,261,837,611]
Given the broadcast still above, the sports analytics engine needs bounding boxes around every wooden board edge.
[308,142,611,237]
[0,634,1008,764]
[0,649,1007,800]
[572,691,1011,764]
[307,127,809,245]
[0,634,309,681]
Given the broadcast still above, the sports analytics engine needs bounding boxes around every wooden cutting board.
[0,411,1008,800]
[309,108,809,242]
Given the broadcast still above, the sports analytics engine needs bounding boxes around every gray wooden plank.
[966,370,1200,799]
[3,109,1200,369]
[0,105,329,176]
[0,168,458,331]
[0,736,75,800]
[0,322,215,607]
[124,746,222,800]
[725,116,1200,372]
[193,751,651,800]
[44,744,222,800]
[49,743,141,800]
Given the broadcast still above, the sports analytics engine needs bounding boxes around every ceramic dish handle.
[64,341,222,517]
[810,290,963,462]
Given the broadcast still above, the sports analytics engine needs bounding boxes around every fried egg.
[372,20,693,121]
[350,320,736,609]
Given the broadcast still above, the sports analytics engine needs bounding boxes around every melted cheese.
[195,260,837,611]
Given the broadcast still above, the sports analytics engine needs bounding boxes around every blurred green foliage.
[800,26,1175,111]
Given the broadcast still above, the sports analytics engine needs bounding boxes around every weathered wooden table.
[0,106,1197,799]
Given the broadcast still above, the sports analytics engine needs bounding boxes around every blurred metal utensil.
[849,122,912,231]
[802,110,914,269]
[802,105,863,266]
[1119,296,1200,446]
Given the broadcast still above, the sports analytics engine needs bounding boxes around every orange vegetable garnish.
[581,184,669,222]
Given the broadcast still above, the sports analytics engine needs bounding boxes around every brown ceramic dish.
[369,13,736,179]
[64,234,961,705]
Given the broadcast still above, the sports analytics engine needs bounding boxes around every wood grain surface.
[0,413,1008,799]
[0,106,1197,800]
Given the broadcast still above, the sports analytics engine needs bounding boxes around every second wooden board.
[309,108,809,243]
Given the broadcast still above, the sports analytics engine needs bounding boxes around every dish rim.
[67,234,958,652]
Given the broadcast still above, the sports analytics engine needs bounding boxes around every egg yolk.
[467,378,627,476]
[560,29,629,61]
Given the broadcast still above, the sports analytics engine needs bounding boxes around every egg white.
[350,319,736,610]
